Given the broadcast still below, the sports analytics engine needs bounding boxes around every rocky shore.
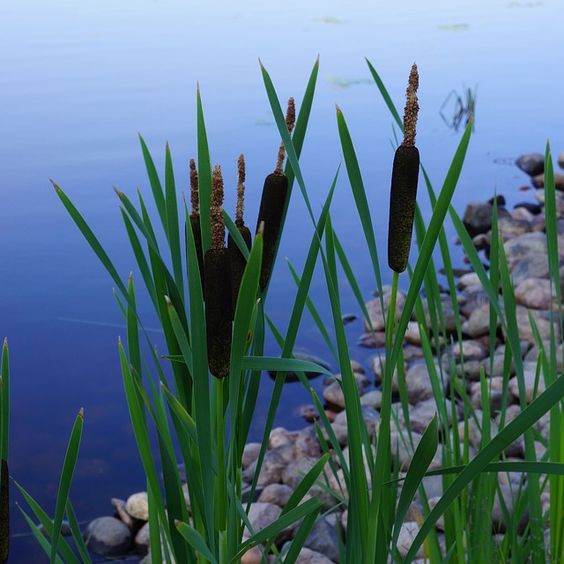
[83,151,564,563]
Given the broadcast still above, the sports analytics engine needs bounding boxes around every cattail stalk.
[388,64,420,273]
[256,97,296,290]
[204,165,232,378]
[189,159,205,284]
[228,154,252,312]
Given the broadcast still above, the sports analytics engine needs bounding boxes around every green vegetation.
[4,58,564,563]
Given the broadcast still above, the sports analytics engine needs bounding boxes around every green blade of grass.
[52,182,127,297]
[1,339,9,461]
[241,356,331,375]
[49,408,84,564]
[176,521,218,564]
[165,143,184,296]
[65,500,92,564]
[336,105,383,294]
[139,134,167,230]
[365,59,403,129]
[17,506,64,564]
[392,415,438,551]
[404,373,564,563]
[196,85,212,254]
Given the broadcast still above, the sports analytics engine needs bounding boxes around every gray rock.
[111,498,134,529]
[242,442,261,469]
[397,522,424,559]
[283,546,334,564]
[357,331,386,348]
[304,517,339,562]
[364,286,406,331]
[85,516,132,556]
[492,485,528,533]
[243,445,295,486]
[463,202,494,237]
[125,492,149,521]
[393,361,436,404]
[134,522,150,555]
[508,362,545,402]
[461,304,497,338]
[269,427,297,449]
[360,390,382,410]
[504,232,547,269]
[244,502,282,536]
[532,173,564,190]
[258,483,293,507]
[516,153,544,176]
[458,412,498,450]
[515,277,556,309]
[295,427,322,459]
[510,253,550,285]
[498,216,532,240]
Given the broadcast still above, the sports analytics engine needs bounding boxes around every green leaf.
[241,356,331,376]
[197,85,212,254]
[176,521,218,564]
[50,408,84,564]
[139,134,167,230]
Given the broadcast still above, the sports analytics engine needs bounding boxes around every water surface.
[2,0,562,560]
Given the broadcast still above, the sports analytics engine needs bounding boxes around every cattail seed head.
[388,65,421,273]
[236,154,246,227]
[211,165,225,250]
[402,63,419,147]
[274,97,296,175]
[189,159,199,217]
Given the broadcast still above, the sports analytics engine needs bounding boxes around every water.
[1,0,562,560]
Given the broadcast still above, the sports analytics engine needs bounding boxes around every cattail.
[189,159,205,284]
[388,64,420,273]
[0,459,8,564]
[204,165,232,378]
[228,154,252,313]
[256,97,296,290]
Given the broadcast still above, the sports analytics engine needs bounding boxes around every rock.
[243,443,261,469]
[364,286,406,331]
[258,484,293,507]
[39,520,71,537]
[401,398,446,434]
[334,406,380,436]
[463,202,494,237]
[304,517,339,562]
[510,253,550,285]
[360,390,382,410]
[125,492,149,521]
[504,232,547,269]
[269,427,297,449]
[458,412,498,450]
[461,304,493,338]
[243,446,294,487]
[391,431,442,471]
[324,371,368,388]
[134,522,150,555]
[342,313,357,325]
[559,152,564,169]
[511,206,535,223]
[516,153,544,176]
[405,321,422,345]
[298,404,319,422]
[281,457,319,490]
[532,173,564,190]
[84,516,132,556]
[323,375,366,409]
[418,294,459,334]
[397,522,424,559]
[285,546,334,564]
[536,188,564,216]
[295,427,322,458]
[398,362,436,404]
[241,545,263,564]
[511,306,559,345]
[329,423,349,446]
[514,201,542,215]
[508,362,545,402]
[445,340,487,362]
[458,272,482,290]
[111,498,134,529]
[341,510,348,530]
[498,216,532,240]
[244,502,282,537]
[515,277,556,309]
[350,360,365,374]
[357,331,386,348]
[470,377,509,412]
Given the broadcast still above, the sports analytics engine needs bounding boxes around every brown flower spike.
[388,64,421,273]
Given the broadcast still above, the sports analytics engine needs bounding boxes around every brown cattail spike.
[236,154,246,227]
[211,165,225,250]
[388,64,421,274]
[274,97,296,175]
[402,64,419,147]
[189,159,199,216]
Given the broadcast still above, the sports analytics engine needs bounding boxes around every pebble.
[84,516,132,556]
[125,492,149,521]
[516,153,544,176]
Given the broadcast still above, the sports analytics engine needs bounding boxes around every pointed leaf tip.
[78,407,84,418]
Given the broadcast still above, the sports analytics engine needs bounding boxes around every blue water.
[2,0,563,560]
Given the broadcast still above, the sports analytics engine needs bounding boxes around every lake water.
[2,0,562,560]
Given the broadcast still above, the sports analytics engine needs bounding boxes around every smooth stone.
[445,339,487,362]
[514,201,542,215]
[462,202,494,237]
[359,390,382,410]
[287,546,334,564]
[134,522,150,555]
[458,412,499,450]
[461,304,494,338]
[532,173,564,190]
[295,427,322,458]
[258,484,293,507]
[243,442,261,469]
[243,445,294,487]
[298,404,319,422]
[304,517,339,562]
[516,153,544,176]
[111,498,134,529]
[515,277,556,309]
[498,216,532,240]
[269,427,297,449]
[84,516,132,556]
[357,331,386,348]
[397,522,424,559]
[511,206,535,222]
[390,431,442,471]
[364,286,406,332]
[244,502,282,536]
[458,272,482,290]
[125,492,149,521]
[510,253,550,285]
[391,361,437,405]
[511,306,559,345]
[504,232,547,269]
[342,313,357,325]
[508,362,546,402]
[559,152,564,169]
[492,485,529,533]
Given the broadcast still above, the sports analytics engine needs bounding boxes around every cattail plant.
[189,159,205,284]
[228,154,252,313]
[204,165,232,378]
[388,63,420,274]
[256,97,296,290]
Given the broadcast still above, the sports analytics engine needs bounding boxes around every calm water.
[2,0,562,560]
